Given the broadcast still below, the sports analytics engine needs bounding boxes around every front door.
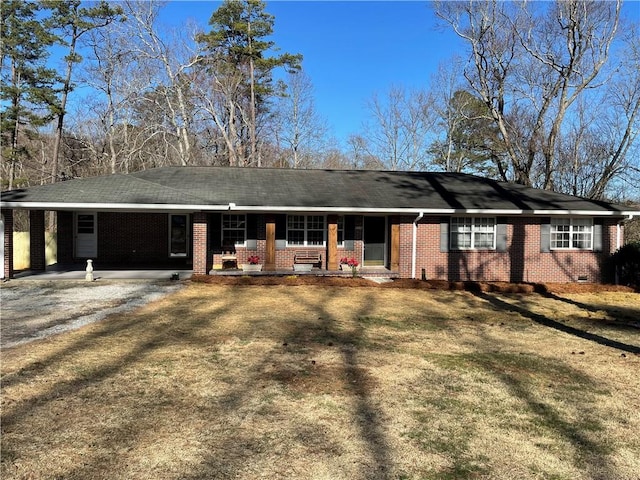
[75,212,97,258]
[363,216,386,266]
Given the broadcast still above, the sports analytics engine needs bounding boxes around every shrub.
[611,242,640,287]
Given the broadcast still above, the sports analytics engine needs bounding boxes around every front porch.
[2,210,403,280]
[206,265,399,279]
[7,263,398,281]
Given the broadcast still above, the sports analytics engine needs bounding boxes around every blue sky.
[160,1,464,144]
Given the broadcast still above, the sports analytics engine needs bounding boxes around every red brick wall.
[404,216,619,283]
[56,211,74,264]
[29,210,46,271]
[50,210,620,282]
[97,212,169,264]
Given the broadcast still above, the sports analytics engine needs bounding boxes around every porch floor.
[9,264,194,281]
[207,266,399,279]
[7,265,398,281]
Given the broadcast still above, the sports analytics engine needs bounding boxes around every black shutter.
[440,218,449,252]
[496,217,508,252]
[275,214,287,250]
[246,214,258,249]
[344,215,355,250]
[210,213,222,250]
[540,218,551,253]
[593,218,603,252]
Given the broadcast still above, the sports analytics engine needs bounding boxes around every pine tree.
[197,0,301,166]
[1,0,57,190]
[41,0,123,184]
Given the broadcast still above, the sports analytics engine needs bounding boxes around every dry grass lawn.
[2,281,639,480]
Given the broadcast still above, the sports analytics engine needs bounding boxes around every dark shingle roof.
[1,167,636,215]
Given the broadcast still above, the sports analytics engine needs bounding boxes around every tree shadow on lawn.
[1,293,238,479]
[464,330,619,480]
[534,287,640,329]
[473,291,640,354]
[3,284,400,480]
[178,286,395,479]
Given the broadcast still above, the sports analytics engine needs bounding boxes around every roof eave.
[2,202,638,217]
[0,202,233,212]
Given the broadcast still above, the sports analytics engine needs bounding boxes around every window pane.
[222,214,245,246]
[288,215,305,230]
[452,232,471,249]
[288,230,304,245]
[307,216,324,230]
[307,230,324,245]
[77,214,94,234]
[551,232,570,249]
[573,232,592,249]
[474,232,494,248]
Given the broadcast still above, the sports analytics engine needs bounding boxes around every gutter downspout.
[411,211,424,279]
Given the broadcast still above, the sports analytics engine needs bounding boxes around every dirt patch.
[191,274,636,294]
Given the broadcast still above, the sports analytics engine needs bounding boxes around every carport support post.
[30,210,46,271]
[2,209,13,279]
[192,212,208,275]
[390,216,400,272]
[265,215,276,271]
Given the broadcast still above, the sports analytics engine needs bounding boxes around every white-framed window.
[551,218,593,250]
[222,214,246,247]
[450,217,496,250]
[287,215,325,246]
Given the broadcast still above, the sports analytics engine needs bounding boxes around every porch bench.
[294,250,322,268]
[220,246,237,269]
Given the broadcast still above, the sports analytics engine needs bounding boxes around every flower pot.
[341,264,358,272]
[293,264,313,272]
[241,264,263,272]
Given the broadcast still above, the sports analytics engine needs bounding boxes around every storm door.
[363,216,387,266]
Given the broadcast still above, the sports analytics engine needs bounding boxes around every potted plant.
[242,255,263,272]
[340,257,359,276]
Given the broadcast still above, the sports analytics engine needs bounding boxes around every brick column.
[192,212,208,275]
[30,210,46,271]
[327,215,338,270]
[2,210,14,279]
[56,211,74,264]
[265,215,276,271]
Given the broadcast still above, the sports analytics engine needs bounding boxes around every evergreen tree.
[41,0,123,184]
[0,0,57,190]
[430,90,505,177]
[197,0,301,166]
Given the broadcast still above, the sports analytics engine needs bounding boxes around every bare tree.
[357,85,434,171]
[120,1,200,167]
[271,69,328,168]
[435,0,624,193]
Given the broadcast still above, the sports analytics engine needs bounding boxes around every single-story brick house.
[1,166,638,282]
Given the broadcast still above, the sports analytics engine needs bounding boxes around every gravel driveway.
[0,280,184,349]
